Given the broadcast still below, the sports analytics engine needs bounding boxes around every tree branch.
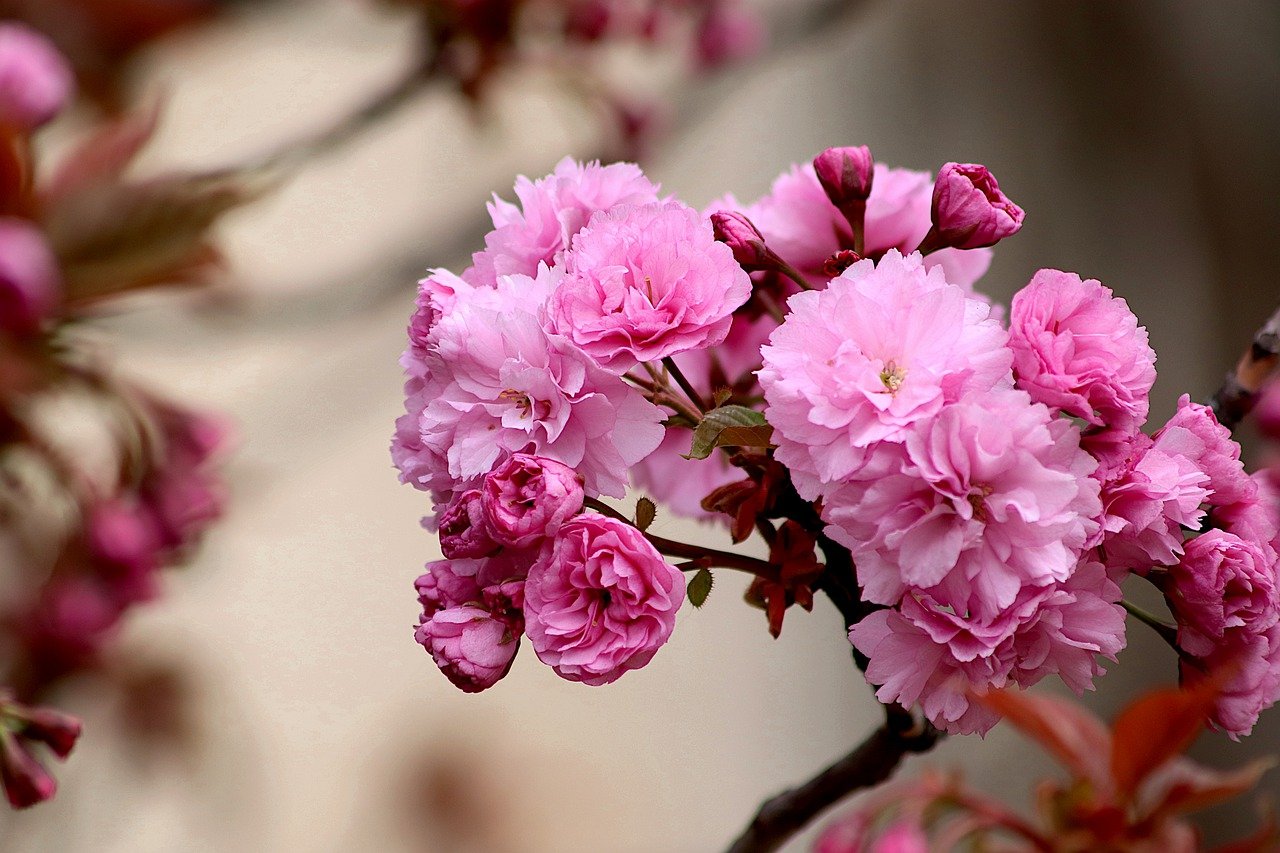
[725,714,941,853]
[1209,301,1280,431]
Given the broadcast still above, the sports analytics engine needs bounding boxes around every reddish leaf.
[977,689,1113,795]
[1137,756,1274,820]
[1110,679,1220,800]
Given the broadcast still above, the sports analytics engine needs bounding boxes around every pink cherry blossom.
[823,389,1099,609]
[925,162,1024,250]
[437,489,499,559]
[760,250,1010,495]
[1182,623,1280,739]
[1009,269,1156,431]
[1167,529,1279,660]
[395,272,664,499]
[1097,433,1210,572]
[523,513,684,685]
[465,157,660,286]
[481,453,584,548]
[548,201,751,372]
[1155,395,1255,508]
[0,24,73,132]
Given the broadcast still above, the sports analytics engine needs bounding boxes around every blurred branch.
[725,710,941,853]
[1209,301,1280,431]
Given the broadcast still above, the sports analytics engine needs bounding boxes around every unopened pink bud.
[813,146,874,210]
[0,24,73,131]
[0,729,56,809]
[710,210,769,269]
[0,218,59,337]
[925,162,1024,250]
[9,706,82,760]
[438,489,499,559]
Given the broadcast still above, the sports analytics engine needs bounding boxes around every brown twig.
[1209,301,1280,431]
[725,711,941,853]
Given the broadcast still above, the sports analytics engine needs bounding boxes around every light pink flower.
[438,489,499,559]
[760,251,1011,496]
[746,162,993,289]
[1098,433,1210,572]
[850,559,1124,735]
[1168,529,1279,660]
[926,162,1024,250]
[465,157,660,286]
[1155,395,1255,508]
[548,201,751,371]
[415,605,522,693]
[396,273,665,499]
[823,389,1100,609]
[1009,269,1156,431]
[524,513,684,685]
[0,218,60,337]
[481,453,584,548]
[0,24,73,131]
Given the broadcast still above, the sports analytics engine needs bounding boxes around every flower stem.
[1121,600,1179,647]
[663,357,706,414]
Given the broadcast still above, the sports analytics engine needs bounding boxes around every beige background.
[3,1,1278,849]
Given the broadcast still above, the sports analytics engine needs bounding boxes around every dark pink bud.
[710,210,769,269]
[8,705,82,760]
[0,218,60,337]
[438,489,499,559]
[694,1,765,71]
[0,729,56,808]
[813,146,874,209]
[481,454,583,549]
[925,162,1024,250]
[0,24,73,132]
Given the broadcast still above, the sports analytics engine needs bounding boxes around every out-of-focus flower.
[0,217,60,337]
[524,513,683,685]
[0,23,72,131]
[0,695,81,809]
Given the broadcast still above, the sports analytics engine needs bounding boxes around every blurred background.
[2,0,1278,849]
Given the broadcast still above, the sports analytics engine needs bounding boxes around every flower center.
[967,484,994,522]
[879,360,907,394]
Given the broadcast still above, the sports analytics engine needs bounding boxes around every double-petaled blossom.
[547,200,752,372]
[465,157,660,286]
[1009,269,1156,432]
[393,272,665,501]
[480,453,584,548]
[438,489,499,559]
[523,513,684,685]
[759,250,1010,498]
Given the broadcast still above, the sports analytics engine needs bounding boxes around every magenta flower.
[1009,269,1156,431]
[759,250,1010,496]
[415,605,522,693]
[813,146,874,210]
[0,218,60,337]
[524,513,684,685]
[547,201,751,372]
[1183,622,1280,738]
[823,389,1100,609]
[924,162,1024,250]
[1156,395,1255,508]
[0,24,73,132]
[0,729,57,809]
[481,453,584,549]
[466,157,660,286]
[437,489,499,560]
[1168,529,1279,660]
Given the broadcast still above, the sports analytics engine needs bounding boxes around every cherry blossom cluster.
[394,144,1279,744]
[0,24,230,807]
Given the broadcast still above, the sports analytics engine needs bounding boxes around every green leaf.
[685,405,772,460]
[635,497,657,531]
[687,568,714,608]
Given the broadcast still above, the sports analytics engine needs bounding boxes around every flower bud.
[0,24,73,132]
[923,162,1024,251]
[821,249,862,278]
[481,454,583,549]
[710,210,769,269]
[438,489,499,559]
[7,704,82,760]
[415,604,520,693]
[0,729,56,808]
[813,146,874,210]
[0,218,60,337]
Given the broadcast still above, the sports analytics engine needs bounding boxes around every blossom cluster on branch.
[0,23,241,807]
[394,141,1280,762]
